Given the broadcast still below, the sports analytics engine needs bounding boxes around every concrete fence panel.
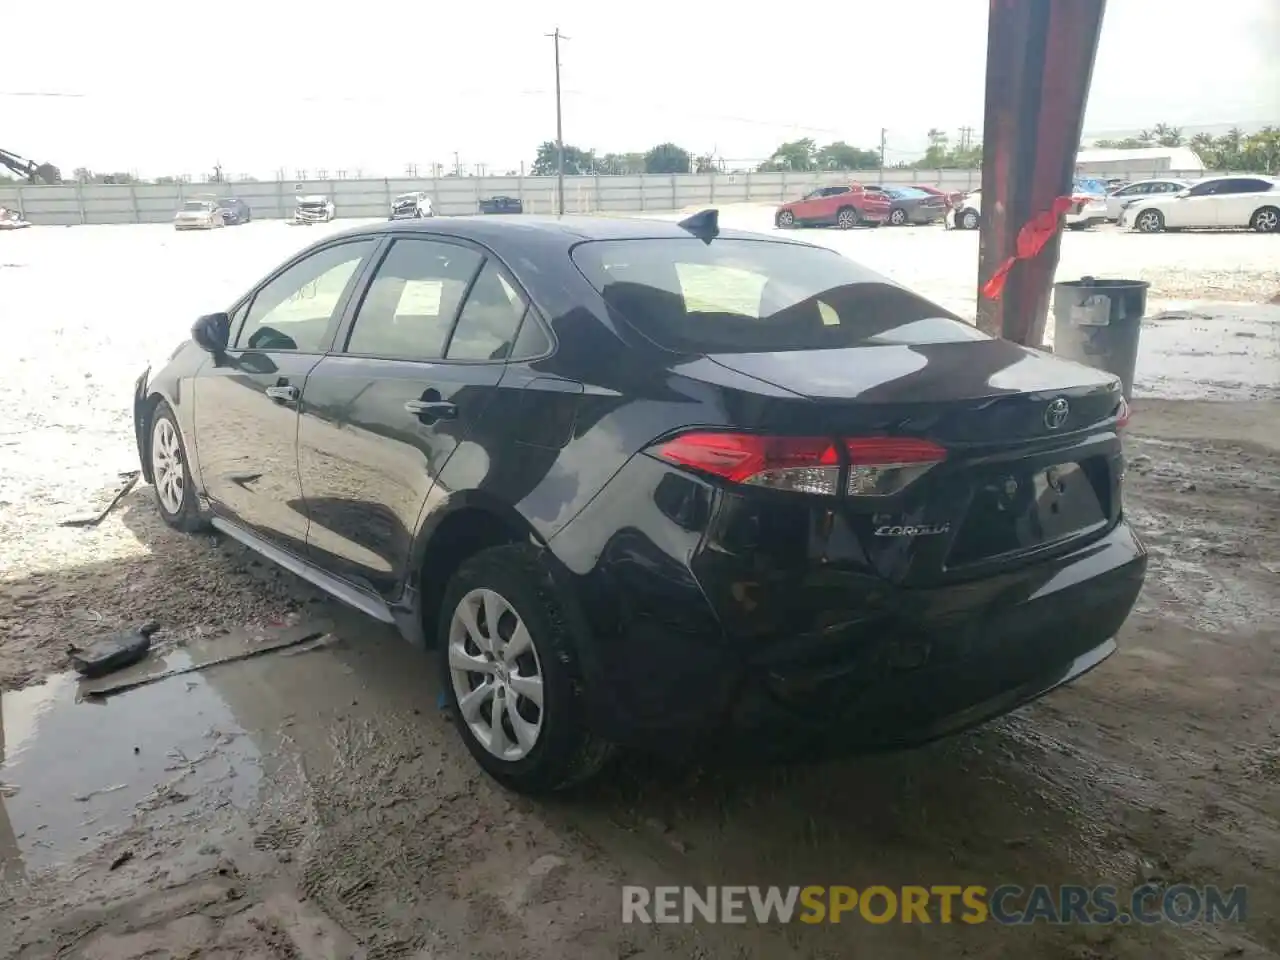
[0,169,1233,226]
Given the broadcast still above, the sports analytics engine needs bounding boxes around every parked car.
[1063,177,1109,231]
[1102,179,1189,221]
[390,192,434,220]
[948,182,1107,232]
[173,198,224,231]
[911,183,965,209]
[134,212,1145,792]
[1119,175,1279,233]
[0,206,31,230]
[478,195,522,215]
[215,198,251,225]
[948,189,982,230]
[292,195,336,224]
[775,183,891,229]
[881,186,949,226]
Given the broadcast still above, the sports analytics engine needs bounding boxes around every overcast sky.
[3,0,1277,178]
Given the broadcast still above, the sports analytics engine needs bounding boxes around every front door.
[297,235,535,599]
[192,238,377,554]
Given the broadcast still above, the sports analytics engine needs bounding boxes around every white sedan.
[1120,175,1280,233]
[1103,178,1188,221]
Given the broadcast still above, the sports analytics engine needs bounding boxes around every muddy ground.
[0,398,1275,960]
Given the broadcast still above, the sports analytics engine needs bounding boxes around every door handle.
[404,400,458,421]
[265,384,299,403]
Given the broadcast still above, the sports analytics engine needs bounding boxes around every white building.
[1075,146,1207,177]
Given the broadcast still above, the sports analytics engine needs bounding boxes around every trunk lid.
[706,341,1125,586]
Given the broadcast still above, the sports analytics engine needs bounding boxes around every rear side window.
[570,238,987,354]
[345,238,483,360]
[445,262,529,361]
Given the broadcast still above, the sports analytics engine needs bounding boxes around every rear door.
[296,234,536,598]
[1216,178,1275,227]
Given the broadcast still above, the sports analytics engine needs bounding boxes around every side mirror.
[1175,189,1191,199]
[192,312,230,354]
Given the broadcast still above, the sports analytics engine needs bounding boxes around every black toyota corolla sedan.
[132,211,1146,792]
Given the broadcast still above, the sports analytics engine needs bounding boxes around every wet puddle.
[0,622,338,877]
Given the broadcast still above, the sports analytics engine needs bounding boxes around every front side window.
[344,238,483,360]
[236,240,375,352]
[571,238,986,354]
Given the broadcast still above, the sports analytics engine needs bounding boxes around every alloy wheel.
[1136,211,1162,233]
[837,209,856,229]
[448,588,545,761]
[777,210,794,227]
[151,417,185,515]
[962,210,978,230]
[890,208,906,225]
[1253,208,1279,233]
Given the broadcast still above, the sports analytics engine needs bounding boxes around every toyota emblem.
[1044,397,1070,430]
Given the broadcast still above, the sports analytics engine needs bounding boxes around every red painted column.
[976,0,1107,345]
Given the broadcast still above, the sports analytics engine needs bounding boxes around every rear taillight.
[845,437,946,496]
[649,433,840,494]
[646,432,946,497]
[1115,396,1130,430]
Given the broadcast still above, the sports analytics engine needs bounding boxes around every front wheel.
[1250,206,1279,233]
[775,209,795,228]
[438,544,614,793]
[149,401,205,532]
[1066,222,1089,231]
[1134,209,1164,233]
[835,206,859,230]
[959,208,979,230]
[889,207,907,226]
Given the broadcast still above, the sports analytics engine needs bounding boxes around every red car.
[912,183,965,209]
[775,183,891,229]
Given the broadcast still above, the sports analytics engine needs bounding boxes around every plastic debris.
[68,622,159,678]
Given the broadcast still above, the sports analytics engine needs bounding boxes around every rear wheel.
[889,207,907,226]
[1134,209,1164,233]
[959,208,979,230]
[1250,206,1279,233]
[836,206,859,229]
[775,209,795,228]
[149,401,204,532]
[438,544,613,793]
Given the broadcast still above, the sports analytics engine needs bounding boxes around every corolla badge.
[1044,397,1070,430]
[873,522,951,537]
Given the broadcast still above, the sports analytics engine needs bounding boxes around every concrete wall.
[0,168,1225,226]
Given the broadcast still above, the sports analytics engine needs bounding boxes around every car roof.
[328,213,818,252]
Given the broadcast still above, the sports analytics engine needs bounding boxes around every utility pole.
[879,128,887,172]
[546,27,569,216]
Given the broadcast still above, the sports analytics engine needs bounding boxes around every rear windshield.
[182,201,212,211]
[570,238,989,354]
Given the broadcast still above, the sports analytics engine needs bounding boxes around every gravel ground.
[1,218,1278,958]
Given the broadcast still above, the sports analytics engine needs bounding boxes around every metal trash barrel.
[1051,277,1149,399]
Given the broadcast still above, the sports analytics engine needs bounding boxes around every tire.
[438,544,614,793]
[889,207,907,226]
[959,208,979,230]
[1250,206,1279,233]
[1134,209,1164,233]
[1066,222,1088,231]
[148,401,204,532]
[775,209,795,228]
[836,206,859,230]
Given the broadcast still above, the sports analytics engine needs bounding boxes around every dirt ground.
[1,220,1278,958]
[0,399,1275,960]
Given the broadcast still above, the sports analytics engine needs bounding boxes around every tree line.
[1090,123,1279,174]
